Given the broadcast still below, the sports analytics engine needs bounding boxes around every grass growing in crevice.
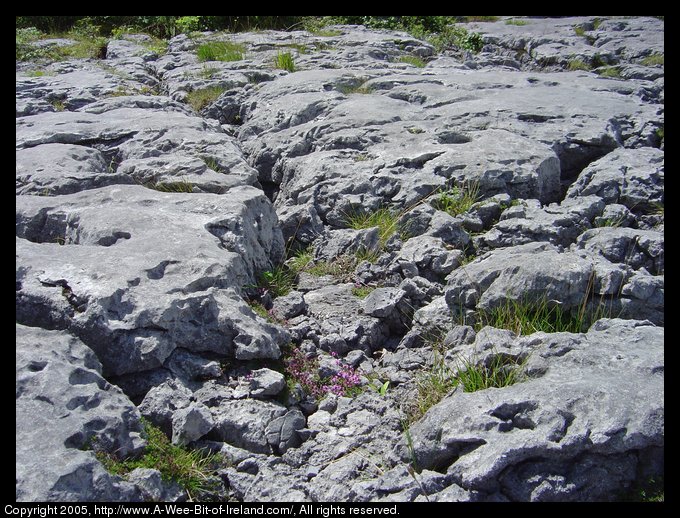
[185,86,226,112]
[146,179,195,193]
[470,288,616,336]
[398,55,427,67]
[257,265,296,298]
[94,419,222,500]
[640,53,664,66]
[274,52,295,72]
[344,206,406,250]
[337,82,373,95]
[455,354,525,393]
[404,335,527,424]
[196,41,245,62]
[431,181,480,217]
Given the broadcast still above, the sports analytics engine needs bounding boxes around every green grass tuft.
[344,207,403,249]
[146,179,195,193]
[257,265,296,298]
[398,55,426,67]
[196,41,245,62]
[640,53,664,66]
[185,86,226,112]
[431,182,480,216]
[274,51,295,72]
[351,285,375,299]
[471,291,615,335]
[505,19,528,26]
[568,59,591,71]
[455,354,525,393]
[94,419,221,500]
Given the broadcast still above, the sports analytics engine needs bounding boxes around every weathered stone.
[394,319,663,501]
[209,399,287,454]
[16,324,144,501]
[172,404,215,446]
[248,368,286,398]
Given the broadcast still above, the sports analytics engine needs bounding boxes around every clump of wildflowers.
[284,348,362,398]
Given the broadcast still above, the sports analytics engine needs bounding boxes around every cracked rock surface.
[16,17,663,502]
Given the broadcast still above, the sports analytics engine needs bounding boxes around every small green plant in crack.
[337,82,373,95]
[406,126,425,134]
[146,179,195,193]
[398,55,426,68]
[198,66,221,79]
[640,53,664,67]
[470,286,616,335]
[597,66,621,78]
[94,419,222,501]
[197,41,245,62]
[351,284,375,299]
[568,58,591,71]
[274,51,296,72]
[201,156,221,173]
[185,86,227,112]
[257,265,296,298]
[305,255,358,280]
[431,181,480,217]
[455,354,526,393]
[505,19,528,26]
[344,206,403,250]
[50,99,66,111]
[286,246,315,273]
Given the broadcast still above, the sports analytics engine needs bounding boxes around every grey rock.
[166,349,222,382]
[265,409,307,454]
[304,284,388,354]
[171,404,215,446]
[442,241,663,325]
[249,368,286,398]
[395,319,663,501]
[566,148,664,212]
[362,287,405,318]
[392,236,463,279]
[16,324,144,501]
[125,468,186,502]
[16,143,131,195]
[272,291,307,320]
[210,399,287,454]
[574,226,664,274]
[480,196,605,249]
[16,185,286,377]
[138,380,193,436]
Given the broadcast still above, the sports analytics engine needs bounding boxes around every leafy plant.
[94,419,221,500]
[274,51,295,72]
[370,380,390,396]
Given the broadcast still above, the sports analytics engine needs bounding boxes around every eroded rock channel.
[16,17,664,502]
